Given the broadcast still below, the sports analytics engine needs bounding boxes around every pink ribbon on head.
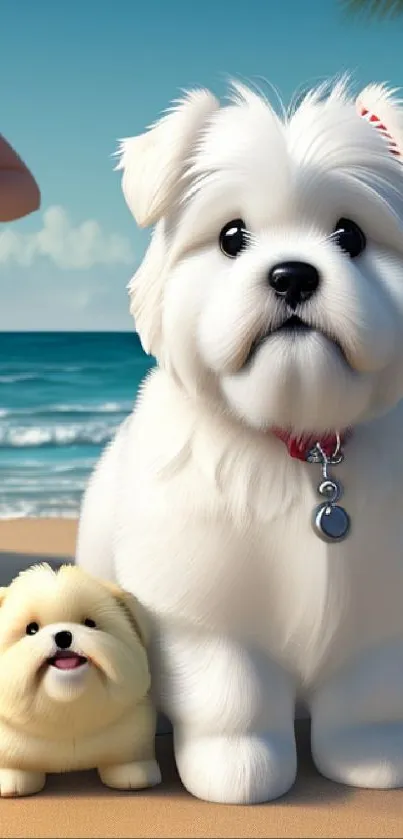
[359,105,401,157]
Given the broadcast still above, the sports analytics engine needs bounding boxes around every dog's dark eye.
[219,219,248,258]
[26,622,39,635]
[83,618,96,628]
[333,218,366,258]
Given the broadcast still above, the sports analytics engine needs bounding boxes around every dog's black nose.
[54,630,72,649]
[268,261,320,309]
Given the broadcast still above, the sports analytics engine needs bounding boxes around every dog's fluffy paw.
[98,759,161,790]
[0,768,46,797]
[175,731,297,804]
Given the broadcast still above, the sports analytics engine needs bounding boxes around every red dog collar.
[271,427,350,461]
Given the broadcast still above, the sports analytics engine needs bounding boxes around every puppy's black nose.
[54,630,72,649]
[268,261,320,309]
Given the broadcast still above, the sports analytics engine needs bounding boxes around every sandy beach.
[0,517,78,558]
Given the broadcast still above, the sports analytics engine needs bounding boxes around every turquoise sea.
[0,332,154,518]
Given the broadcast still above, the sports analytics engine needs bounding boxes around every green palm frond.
[341,0,403,18]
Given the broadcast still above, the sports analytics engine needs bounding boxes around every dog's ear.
[127,220,166,356]
[356,84,403,158]
[115,88,219,228]
[103,581,151,649]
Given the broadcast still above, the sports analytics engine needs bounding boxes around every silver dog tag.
[313,503,351,543]
[307,436,351,544]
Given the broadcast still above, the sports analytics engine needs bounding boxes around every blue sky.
[0,0,401,330]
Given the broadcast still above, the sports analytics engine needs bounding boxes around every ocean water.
[0,332,154,518]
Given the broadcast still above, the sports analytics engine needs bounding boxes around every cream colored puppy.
[0,564,160,797]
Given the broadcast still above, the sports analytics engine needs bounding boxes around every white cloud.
[0,205,134,269]
[0,261,134,331]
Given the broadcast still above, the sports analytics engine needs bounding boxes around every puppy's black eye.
[219,219,248,258]
[84,618,96,628]
[26,622,39,635]
[333,218,366,258]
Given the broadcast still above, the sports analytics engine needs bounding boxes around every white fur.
[78,79,403,803]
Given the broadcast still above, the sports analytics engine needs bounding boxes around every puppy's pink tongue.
[52,654,85,670]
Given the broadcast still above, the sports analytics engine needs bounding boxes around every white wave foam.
[0,401,132,417]
[0,373,40,384]
[0,493,82,519]
[0,420,120,448]
[46,401,132,414]
[0,503,79,519]
[0,457,96,472]
[0,364,112,384]
[2,476,88,492]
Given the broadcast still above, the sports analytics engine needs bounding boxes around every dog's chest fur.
[114,370,403,687]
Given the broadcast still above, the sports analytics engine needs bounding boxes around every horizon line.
[0,329,138,334]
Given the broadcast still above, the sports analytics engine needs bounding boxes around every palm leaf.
[341,0,403,17]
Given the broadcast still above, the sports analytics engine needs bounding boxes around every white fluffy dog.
[77,78,403,804]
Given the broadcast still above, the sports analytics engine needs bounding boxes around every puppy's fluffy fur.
[0,564,160,797]
[77,79,403,803]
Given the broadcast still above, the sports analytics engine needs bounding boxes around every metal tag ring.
[318,479,342,504]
